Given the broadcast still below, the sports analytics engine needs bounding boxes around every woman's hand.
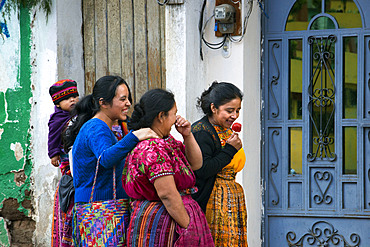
[132,128,160,141]
[226,133,242,150]
[177,115,203,171]
[175,115,191,137]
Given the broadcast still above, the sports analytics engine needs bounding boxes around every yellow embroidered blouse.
[213,125,246,173]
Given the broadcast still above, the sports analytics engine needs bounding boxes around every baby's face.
[57,96,79,112]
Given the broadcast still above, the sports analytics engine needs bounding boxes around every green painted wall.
[0,218,10,246]
[0,6,32,219]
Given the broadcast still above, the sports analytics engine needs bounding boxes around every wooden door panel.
[82,0,166,100]
[147,0,163,90]
[121,0,135,96]
[132,0,148,101]
[107,0,122,76]
[95,0,108,79]
[83,0,96,94]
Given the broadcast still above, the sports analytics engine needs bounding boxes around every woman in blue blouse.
[63,75,158,246]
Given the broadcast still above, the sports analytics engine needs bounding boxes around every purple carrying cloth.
[48,106,71,158]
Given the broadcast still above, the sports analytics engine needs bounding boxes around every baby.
[48,79,79,173]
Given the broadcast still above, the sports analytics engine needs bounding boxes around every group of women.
[64,75,248,246]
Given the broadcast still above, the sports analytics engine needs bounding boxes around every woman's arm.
[175,116,202,171]
[183,133,202,171]
[96,131,139,168]
[89,123,159,169]
[154,175,190,229]
[87,121,139,169]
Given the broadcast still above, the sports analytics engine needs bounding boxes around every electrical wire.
[199,0,253,58]
[201,14,227,50]
[203,34,227,50]
[157,0,169,6]
[228,0,253,43]
[199,0,208,60]
[258,0,269,18]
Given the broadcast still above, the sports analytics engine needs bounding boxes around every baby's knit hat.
[49,79,79,105]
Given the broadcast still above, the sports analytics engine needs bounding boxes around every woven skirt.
[51,183,74,247]
[206,169,248,247]
[51,159,73,247]
[127,195,214,247]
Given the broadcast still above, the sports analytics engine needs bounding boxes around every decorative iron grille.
[286,220,360,246]
[307,35,337,162]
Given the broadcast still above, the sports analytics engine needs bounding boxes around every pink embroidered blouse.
[122,135,196,201]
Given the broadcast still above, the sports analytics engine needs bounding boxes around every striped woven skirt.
[51,183,74,247]
[206,168,248,246]
[51,158,73,247]
[127,195,214,247]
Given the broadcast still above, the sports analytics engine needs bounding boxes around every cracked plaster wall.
[0,0,83,246]
[0,4,34,246]
[31,0,84,245]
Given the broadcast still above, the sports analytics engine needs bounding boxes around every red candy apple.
[231,122,242,132]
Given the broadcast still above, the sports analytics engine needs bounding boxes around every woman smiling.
[63,75,158,246]
[123,88,214,247]
[191,81,248,246]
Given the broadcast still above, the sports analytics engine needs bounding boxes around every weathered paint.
[31,0,84,244]
[0,0,10,39]
[0,4,33,245]
[82,0,165,99]
[0,218,10,246]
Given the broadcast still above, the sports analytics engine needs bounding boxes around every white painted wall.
[242,2,262,246]
[166,1,262,246]
[30,2,59,245]
[165,1,205,128]
[30,0,83,245]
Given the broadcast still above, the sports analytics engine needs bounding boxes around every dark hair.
[128,88,175,131]
[63,75,132,151]
[196,81,243,116]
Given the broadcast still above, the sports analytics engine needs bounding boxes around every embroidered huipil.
[123,135,214,247]
[123,135,196,200]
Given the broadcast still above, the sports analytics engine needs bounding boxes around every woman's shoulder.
[83,118,107,128]
[191,118,216,138]
[135,137,167,150]
[129,138,171,164]
[79,118,110,136]
[134,135,181,152]
[191,116,212,133]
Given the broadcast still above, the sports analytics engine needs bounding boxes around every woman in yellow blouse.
[191,81,248,246]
